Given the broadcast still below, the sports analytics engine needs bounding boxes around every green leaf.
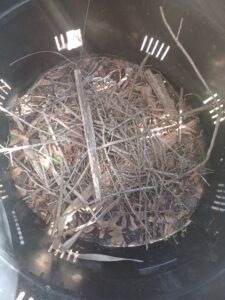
[52,154,60,165]
[9,134,17,141]
[196,151,206,162]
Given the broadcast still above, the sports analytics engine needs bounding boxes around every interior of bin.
[1,0,225,299]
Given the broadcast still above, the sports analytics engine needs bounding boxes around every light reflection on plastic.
[72,273,83,284]
[55,29,82,52]
[0,79,11,106]
[140,35,147,51]
[146,37,153,53]
[203,93,225,124]
[151,40,159,55]
[203,93,218,104]
[214,116,225,124]
[140,35,170,61]
[12,210,25,245]
[156,43,165,58]
[212,183,225,212]
[160,45,170,61]
[16,291,26,300]
[209,104,223,114]
[212,113,218,119]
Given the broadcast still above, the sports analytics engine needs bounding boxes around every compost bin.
[1,0,225,299]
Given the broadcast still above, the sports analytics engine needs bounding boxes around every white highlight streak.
[146,37,154,53]
[16,291,26,300]
[160,45,170,61]
[151,40,159,55]
[203,93,218,104]
[156,43,165,58]
[140,35,148,51]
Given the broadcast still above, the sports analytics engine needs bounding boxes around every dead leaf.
[10,129,27,142]
[16,185,27,197]
[83,224,95,234]
[34,195,44,206]
[38,79,52,86]
[111,232,124,245]
[108,226,124,245]
[184,119,198,134]
[47,69,65,80]
[135,85,154,107]
[63,143,77,162]
[163,131,178,147]
[11,167,23,178]
[194,182,204,199]
[12,119,24,133]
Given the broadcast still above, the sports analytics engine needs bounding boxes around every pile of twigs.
[4,56,213,249]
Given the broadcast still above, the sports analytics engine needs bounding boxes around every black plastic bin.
[1,1,225,299]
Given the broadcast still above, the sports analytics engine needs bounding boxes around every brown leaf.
[10,129,27,142]
[111,235,124,246]
[47,69,65,80]
[184,119,198,134]
[108,225,124,246]
[63,143,77,162]
[83,224,95,234]
[135,85,154,107]
[38,79,52,86]
[12,119,24,133]
[11,167,23,178]
[162,131,178,147]
[193,181,204,199]
[15,185,27,197]
[34,195,44,205]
